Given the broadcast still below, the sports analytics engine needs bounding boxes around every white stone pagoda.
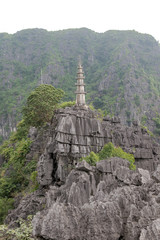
[75,60,87,107]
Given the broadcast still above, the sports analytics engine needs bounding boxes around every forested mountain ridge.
[1,28,160,142]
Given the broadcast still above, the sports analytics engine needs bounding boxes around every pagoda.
[75,60,87,107]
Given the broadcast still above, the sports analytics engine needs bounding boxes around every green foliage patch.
[0,215,34,240]
[0,198,14,224]
[141,125,154,137]
[89,103,107,120]
[82,151,99,166]
[58,101,76,109]
[0,121,36,223]
[153,115,160,136]
[141,115,147,125]
[22,84,64,128]
[81,142,136,170]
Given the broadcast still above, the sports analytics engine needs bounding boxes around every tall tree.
[22,84,64,127]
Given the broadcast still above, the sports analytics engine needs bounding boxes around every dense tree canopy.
[22,84,64,127]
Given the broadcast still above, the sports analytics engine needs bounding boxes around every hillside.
[1,28,160,142]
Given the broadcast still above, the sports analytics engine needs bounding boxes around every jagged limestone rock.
[32,157,160,240]
[140,218,160,240]
[33,107,160,187]
[37,152,53,186]
[76,159,93,172]
[138,168,151,184]
[5,107,160,239]
[152,164,160,182]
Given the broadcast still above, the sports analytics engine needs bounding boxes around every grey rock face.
[32,158,160,240]
[139,218,160,240]
[152,164,160,182]
[76,160,93,172]
[138,168,151,184]
[36,107,160,187]
[5,189,46,227]
[37,152,53,186]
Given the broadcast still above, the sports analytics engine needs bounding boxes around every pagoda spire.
[75,59,87,107]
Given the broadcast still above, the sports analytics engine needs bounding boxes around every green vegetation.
[141,115,147,125]
[141,125,154,137]
[134,94,140,107]
[22,84,64,128]
[58,101,76,109]
[0,215,34,240]
[0,120,34,223]
[81,142,136,170]
[153,115,160,135]
[0,120,37,223]
[0,198,14,224]
[82,151,99,166]
[1,28,160,139]
[89,103,107,120]
[0,135,4,145]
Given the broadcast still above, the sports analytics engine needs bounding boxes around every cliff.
[37,106,160,187]
[4,107,160,239]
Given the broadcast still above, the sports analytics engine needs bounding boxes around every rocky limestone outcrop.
[32,157,160,240]
[5,107,160,239]
[36,107,160,186]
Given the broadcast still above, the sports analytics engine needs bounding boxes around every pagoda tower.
[75,60,87,107]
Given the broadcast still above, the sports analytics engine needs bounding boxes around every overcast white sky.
[0,0,160,41]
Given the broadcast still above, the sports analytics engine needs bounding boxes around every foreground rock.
[32,157,160,240]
